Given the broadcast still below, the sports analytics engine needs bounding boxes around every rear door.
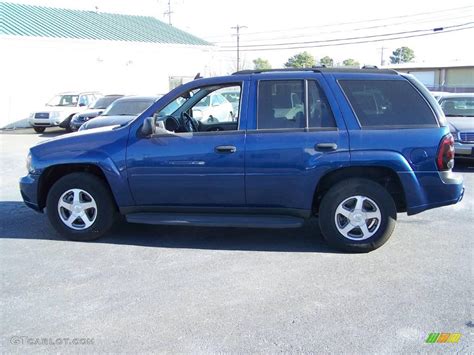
[245,73,350,212]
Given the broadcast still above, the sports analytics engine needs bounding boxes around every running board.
[125,213,304,228]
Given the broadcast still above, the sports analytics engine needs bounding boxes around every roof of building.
[0,2,210,46]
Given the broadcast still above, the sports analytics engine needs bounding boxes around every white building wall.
[0,36,223,128]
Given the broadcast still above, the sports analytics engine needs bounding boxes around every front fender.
[31,128,134,207]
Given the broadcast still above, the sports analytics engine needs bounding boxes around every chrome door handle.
[215,145,237,153]
[315,143,338,151]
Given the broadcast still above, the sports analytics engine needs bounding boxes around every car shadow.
[0,201,340,254]
[453,160,474,173]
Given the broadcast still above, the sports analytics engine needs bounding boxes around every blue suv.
[20,68,464,252]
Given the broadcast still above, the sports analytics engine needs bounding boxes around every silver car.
[438,93,474,160]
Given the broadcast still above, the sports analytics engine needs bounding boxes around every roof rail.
[232,66,326,75]
[361,65,378,69]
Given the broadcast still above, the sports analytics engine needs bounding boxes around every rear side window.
[257,80,306,129]
[308,81,337,128]
[339,80,437,128]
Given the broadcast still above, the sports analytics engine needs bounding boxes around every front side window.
[152,84,241,133]
[339,80,437,127]
[257,80,306,129]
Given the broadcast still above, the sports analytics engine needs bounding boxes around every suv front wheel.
[46,172,117,241]
[319,178,397,253]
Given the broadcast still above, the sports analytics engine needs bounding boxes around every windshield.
[47,94,79,107]
[440,97,474,117]
[92,96,122,109]
[102,99,154,116]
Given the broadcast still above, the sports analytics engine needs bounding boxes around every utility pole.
[163,0,173,26]
[231,25,247,71]
[377,46,387,66]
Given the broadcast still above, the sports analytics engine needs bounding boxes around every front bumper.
[454,141,474,158]
[29,118,61,127]
[19,174,42,212]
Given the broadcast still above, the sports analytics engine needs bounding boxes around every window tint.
[339,80,437,127]
[257,80,305,129]
[308,81,336,128]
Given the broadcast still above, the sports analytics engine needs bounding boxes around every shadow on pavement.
[0,201,338,253]
[453,160,474,173]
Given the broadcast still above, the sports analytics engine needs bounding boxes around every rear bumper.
[407,171,464,215]
[454,141,474,158]
[19,174,42,212]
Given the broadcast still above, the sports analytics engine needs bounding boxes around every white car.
[192,91,235,123]
[29,91,100,133]
[438,93,474,160]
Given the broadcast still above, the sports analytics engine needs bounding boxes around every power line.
[204,5,472,39]
[218,22,473,49]
[217,25,473,52]
[212,13,472,44]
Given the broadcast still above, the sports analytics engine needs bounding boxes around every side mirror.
[141,117,155,136]
[79,102,86,107]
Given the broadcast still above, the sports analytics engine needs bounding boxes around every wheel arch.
[37,163,117,210]
[312,166,407,214]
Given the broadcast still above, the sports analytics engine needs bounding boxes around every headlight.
[50,111,60,118]
[26,152,33,173]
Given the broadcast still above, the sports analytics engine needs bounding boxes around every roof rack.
[233,66,398,75]
[232,66,326,75]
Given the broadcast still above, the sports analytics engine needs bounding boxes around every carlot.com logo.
[425,333,461,343]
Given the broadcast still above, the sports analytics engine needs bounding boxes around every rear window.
[339,80,437,128]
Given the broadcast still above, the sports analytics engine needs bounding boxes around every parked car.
[191,90,235,123]
[70,94,124,131]
[20,68,464,252]
[79,96,158,131]
[438,93,474,160]
[29,91,100,133]
[220,89,241,117]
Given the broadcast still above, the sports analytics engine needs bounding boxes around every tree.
[253,58,272,70]
[390,46,415,64]
[284,51,316,68]
[319,56,334,67]
[342,58,360,67]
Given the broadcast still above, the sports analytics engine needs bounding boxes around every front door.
[126,82,247,207]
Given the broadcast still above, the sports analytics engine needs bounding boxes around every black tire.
[46,172,117,241]
[62,116,73,132]
[318,178,397,253]
[34,127,46,133]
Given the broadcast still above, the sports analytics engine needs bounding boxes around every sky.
[8,0,474,68]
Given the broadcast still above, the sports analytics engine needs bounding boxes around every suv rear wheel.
[46,172,116,241]
[319,178,396,253]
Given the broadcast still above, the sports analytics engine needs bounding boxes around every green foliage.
[319,56,334,67]
[342,58,360,67]
[284,51,316,68]
[390,46,415,64]
[253,58,272,70]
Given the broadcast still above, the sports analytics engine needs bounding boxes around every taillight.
[436,133,455,171]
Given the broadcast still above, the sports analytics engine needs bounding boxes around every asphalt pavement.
[0,128,472,353]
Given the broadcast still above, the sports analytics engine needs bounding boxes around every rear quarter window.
[338,80,437,128]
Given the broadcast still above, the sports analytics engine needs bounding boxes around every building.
[0,2,222,128]
[385,62,474,93]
